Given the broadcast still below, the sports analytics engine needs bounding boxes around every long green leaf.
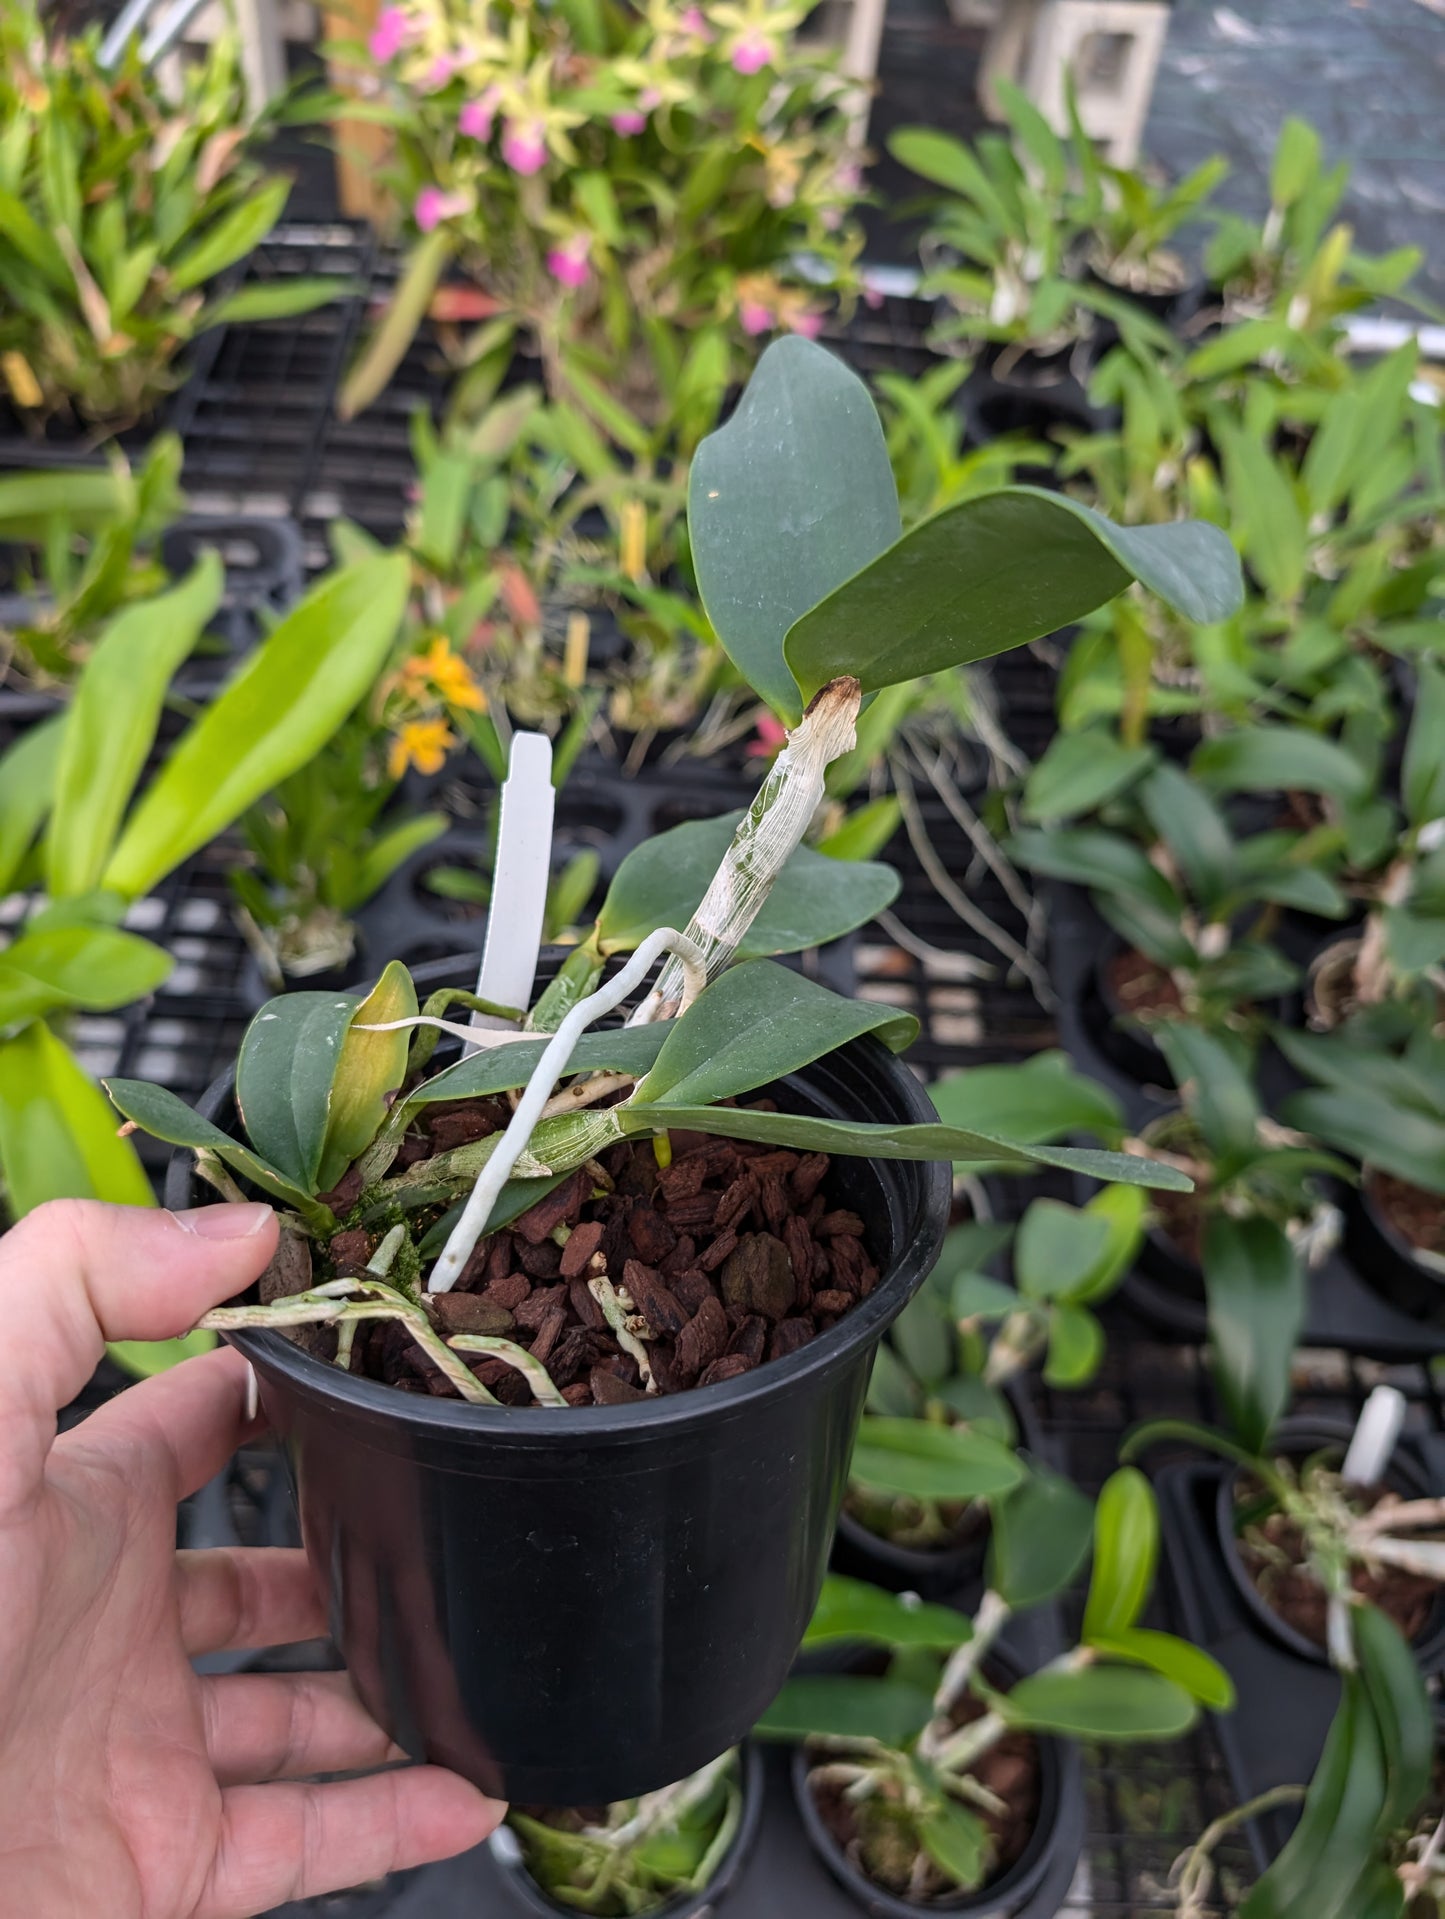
[48,555,224,898]
[103,555,409,899]
[1083,1468,1158,1641]
[848,1415,1026,1503]
[1203,1214,1303,1455]
[1353,1602,1433,1836]
[410,1026,669,1108]
[1155,1022,1260,1162]
[753,1676,935,1746]
[1191,726,1369,802]
[689,336,902,722]
[596,813,899,957]
[634,960,916,1108]
[198,276,356,330]
[1000,1666,1196,1741]
[1088,1629,1235,1711]
[338,230,456,421]
[1138,763,1236,918]
[167,175,291,291]
[929,1052,1122,1149]
[785,489,1244,706]
[0,925,171,1029]
[0,717,66,896]
[0,1024,153,1214]
[804,1575,975,1652]
[987,1466,1095,1610]
[617,1104,1196,1189]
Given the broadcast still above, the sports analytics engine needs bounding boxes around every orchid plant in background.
[106,337,1242,1379]
[0,1,347,431]
[339,0,864,429]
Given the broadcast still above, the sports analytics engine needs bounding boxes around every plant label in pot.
[110,339,1237,1803]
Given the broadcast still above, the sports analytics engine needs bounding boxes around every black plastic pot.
[1344,1167,1445,1326]
[789,1653,1074,1918]
[489,1744,765,1918]
[166,990,949,1806]
[1215,1418,1445,1671]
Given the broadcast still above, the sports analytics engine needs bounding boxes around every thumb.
[0,1199,278,1508]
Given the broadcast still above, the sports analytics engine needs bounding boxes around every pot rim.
[491,1742,766,1918]
[1357,1164,1445,1282]
[175,1035,950,1446]
[1215,1416,1445,1668]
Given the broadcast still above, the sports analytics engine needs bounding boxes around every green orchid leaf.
[47,554,224,898]
[1043,1302,1105,1387]
[0,1024,153,1214]
[1066,1185,1149,1306]
[318,962,417,1194]
[595,813,899,957]
[1013,1199,1114,1303]
[236,992,358,1194]
[951,1271,1023,1321]
[689,336,902,723]
[1191,726,1370,802]
[0,716,66,896]
[410,1026,669,1109]
[633,960,916,1109]
[754,1676,935,1747]
[1402,656,1445,832]
[987,1465,1095,1611]
[999,1666,1197,1742]
[929,1052,1123,1151]
[1022,731,1157,824]
[1088,1629,1236,1711]
[1138,763,1237,918]
[1205,1214,1304,1454]
[615,1104,1195,1188]
[1353,1602,1434,1837]
[784,488,1244,706]
[167,175,291,291]
[1155,1021,1261,1162]
[0,925,171,1031]
[803,1576,975,1652]
[103,1075,323,1218]
[1083,1468,1158,1641]
[103,554,409,899]
[918,1801,989,1891]
[848,1415,1026,1504]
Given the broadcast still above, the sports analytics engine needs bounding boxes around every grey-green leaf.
[689,337,902,723]
[235,993,359,1193]
[103,1076,318,1214]
[784,489,1244,706]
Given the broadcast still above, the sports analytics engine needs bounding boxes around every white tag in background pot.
[1342,1384,1408,1488]
[469,731,556,1050]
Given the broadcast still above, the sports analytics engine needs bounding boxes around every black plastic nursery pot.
[167,1016,950,1806]
[789,1653,1076,1919]
[1344,1167,1445,1327]
[1215,1418,1445,1672]
[489,1743,766,1919]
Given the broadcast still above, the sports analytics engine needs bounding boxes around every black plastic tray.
[1047,881,1445,1362]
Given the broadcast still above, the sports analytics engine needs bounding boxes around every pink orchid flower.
[501,120,548,175]
[739,299,774,335]
[546,237,591,289]
[679,6,713,39]
[611,108,648,135]
[368,5,409,61]
[747,713,789,758]
[423,52,456,90]
[459,88,499,138]
[414,185,469,233]
[788,310,823,340]
[731,31,772,73]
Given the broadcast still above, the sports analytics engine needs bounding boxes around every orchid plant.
[103,337,1241,1383]
[340,0,864,427]
[761,1473,1231,1903]
[0,2,345,430]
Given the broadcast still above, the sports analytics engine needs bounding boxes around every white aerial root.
[426,927,706,1292]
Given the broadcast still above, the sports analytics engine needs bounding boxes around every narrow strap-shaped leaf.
[615,1103,1195,1190]
[47,554,224,898]
[408,1025,670,1109]
[0,1026,153,1214]
[1353,1602,1434,1836]
[1204,1214,1305,1455]
[784,488,1244,706]
[339,229,456,421]
[633,959,917,1108]
[689,336,902,723]
[0,716,66,896]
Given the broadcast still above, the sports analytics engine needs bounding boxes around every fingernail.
[244,1363,260,1424]
[171,1204,274,1240]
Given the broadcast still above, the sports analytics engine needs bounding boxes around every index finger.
[0,1198,277,1513]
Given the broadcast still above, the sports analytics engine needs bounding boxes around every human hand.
[0,1200,503,1919]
